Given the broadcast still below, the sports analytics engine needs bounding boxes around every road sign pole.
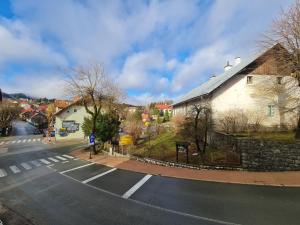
[89,146,92,159]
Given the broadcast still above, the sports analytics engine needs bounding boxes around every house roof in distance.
[172,43,283,106]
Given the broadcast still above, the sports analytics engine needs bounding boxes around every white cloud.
[126,92,173,106]
[11,0,199,65]
[0,19,67,66]
[118,49,166,90]
[1,73,67,99]
[171,41,233,92]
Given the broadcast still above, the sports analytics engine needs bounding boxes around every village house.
[173,44,300,130]
[54,99,71,112]
[54,101,88,140]
[155,103,173,116]
[54,100,136,140]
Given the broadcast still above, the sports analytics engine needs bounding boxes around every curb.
[131,156,244,171]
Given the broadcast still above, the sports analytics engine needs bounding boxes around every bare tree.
[66,63,123,154]
[260,0,300,139]
[123,112,143,145]
[180,101,211,157]
[0,103,21,136]
[46,103,56,129]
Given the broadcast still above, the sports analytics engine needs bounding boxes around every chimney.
[224,61,232,71]
[234,57,241,66]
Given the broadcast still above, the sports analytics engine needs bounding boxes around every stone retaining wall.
[239,139,300,171]
[131,156,243,171]
[210,132,300,171]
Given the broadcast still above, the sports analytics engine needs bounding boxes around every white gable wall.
[55,105,90,140]
[211,73,297,128]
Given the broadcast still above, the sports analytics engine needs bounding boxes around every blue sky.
[0,0,294,104]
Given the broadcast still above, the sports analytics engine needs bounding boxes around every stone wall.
[239,139,300,171]
[210,131,300,171]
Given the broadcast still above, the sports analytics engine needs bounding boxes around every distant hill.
[2,92,34,100]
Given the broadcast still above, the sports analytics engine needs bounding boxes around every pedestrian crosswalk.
[0,154,77,178]
[0,138,43,146]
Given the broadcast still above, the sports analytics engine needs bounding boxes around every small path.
[71,149,300,187]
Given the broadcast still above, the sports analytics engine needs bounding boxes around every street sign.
[89,133,95,145]
[176,141,190,164]
[119,135,133,146]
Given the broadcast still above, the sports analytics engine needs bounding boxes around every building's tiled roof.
[155,104,173,110]
[54,100,70,109]
[172,53,259,106]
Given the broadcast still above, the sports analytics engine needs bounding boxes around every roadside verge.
[70,148,300,187]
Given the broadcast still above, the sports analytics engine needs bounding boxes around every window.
[267,105,275,117]
[246,76,253,84]
[74,109,77,112]
[277,76,282,84]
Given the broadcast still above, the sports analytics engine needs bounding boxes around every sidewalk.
[71,149,300,187]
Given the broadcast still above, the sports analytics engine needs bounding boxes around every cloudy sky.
[0,0,294,104]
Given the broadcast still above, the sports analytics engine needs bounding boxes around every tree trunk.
[295,115,300,140]
[92,116,97,154]
[203,113,208,154]
[194,112,201,153]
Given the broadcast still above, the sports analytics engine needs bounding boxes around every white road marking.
[55,156,67,161]
[27,139,31,142]
[62,161,69,164]
[9,165,21,174]
[22,139,27,143]
[37,138,41,141]
[73,158,79,160]
[6,141,10,144]
[82,168,117,184]
[62,154,74,159]
[17,140,21,143]
[48,157,59,162]
[0,169,7,177]
[20,162,32,170]
[40,159,51,165]
[0,142,4,145]
[32,139,36,142]
[60,163,95,174]
[12,140,16,144]
[30,160,41,167]
[122,174,153,199]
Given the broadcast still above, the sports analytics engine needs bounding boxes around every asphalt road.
[11,120,40,136]
[0,141,300,225]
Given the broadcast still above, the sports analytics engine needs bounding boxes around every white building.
[54,102,90,140]
[173,44,299,130]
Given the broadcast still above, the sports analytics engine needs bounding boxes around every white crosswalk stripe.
[37,138,41,141]
[12,140,16,144]
[6,141,10,144]
[27,139,31,142]
[0,169,7,177]
[21,162,32,170]
[48,157,59,162]
[32,139,36,142]
[9,165,21,174]
[17,140,21,143]
[63,154,74,159]
[122,174,152,199]
[22,139,27,143]
[0,142,4,145]
[30,160,42,167]
[40,159,51,165]
[55,156,67,161]
[82,168,117,184]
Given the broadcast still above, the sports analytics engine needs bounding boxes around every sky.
[0,0,294,105]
